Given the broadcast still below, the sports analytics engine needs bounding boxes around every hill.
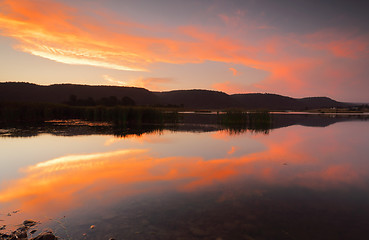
[0,82,348,110]
[155,90,236,109]
[0,82,158,105]
[231,93,345,110]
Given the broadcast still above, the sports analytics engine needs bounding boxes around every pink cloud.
[218,10,245,26]
[302,29,369,59]
[227,146,237,155]
[212,81,248,94]
[132,77,174,91]
[228,67,238,76]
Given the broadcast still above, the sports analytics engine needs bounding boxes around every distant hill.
[155,90,236,109]
[0,82,158,105]
[231,93,345,110]
[0,82,348,110]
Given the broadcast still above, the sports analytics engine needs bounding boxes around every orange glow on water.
[1,125,368,218]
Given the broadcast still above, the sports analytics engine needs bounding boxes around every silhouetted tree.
[85,97,96,106]
[97,96,119,106]
[68,94,77,106]
[121,96,136,106]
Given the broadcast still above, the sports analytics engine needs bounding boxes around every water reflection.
[0,121,369,239]
[1,112,368,138]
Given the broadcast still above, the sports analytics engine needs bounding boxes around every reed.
[220,110,272,133]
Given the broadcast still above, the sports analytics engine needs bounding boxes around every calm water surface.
[1,117,369,239]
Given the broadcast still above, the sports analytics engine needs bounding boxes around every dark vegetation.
[0,82,350,110]
[220,110,272,134]
[65,94,136,107]
[0,102,178,127]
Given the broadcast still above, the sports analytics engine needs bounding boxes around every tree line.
[65,95,136,107]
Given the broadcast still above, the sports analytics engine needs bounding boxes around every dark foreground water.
[1,114,369,239]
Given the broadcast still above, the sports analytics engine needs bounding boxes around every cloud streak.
[102,74,173,90]
[228,67,238,76]
[132,77,174,91]
[0,0,258,72]
[102,75,126,85]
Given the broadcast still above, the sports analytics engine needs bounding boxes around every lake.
[1,114,369,240]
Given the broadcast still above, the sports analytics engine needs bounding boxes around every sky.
[0,0,368,102]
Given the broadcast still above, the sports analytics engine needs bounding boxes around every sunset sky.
[0,0,368,102]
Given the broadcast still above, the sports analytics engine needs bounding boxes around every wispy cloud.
[102,74,173,90]
[132,77,174,91]
[212,81,248,93]
[301,29,369,59]
[102,75,126,85]
[0,0,262,72]
[228,67,238,76]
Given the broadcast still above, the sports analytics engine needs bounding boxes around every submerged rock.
[189,226,209,237]
[30,231,57,240]
[0,220,56,240]
[23,220,37,227]
[0,233,11,239]
[15,229,27,239]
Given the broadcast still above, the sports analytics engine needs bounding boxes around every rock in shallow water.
[15,229,27,239]
[30,231,57,240]
[23,220,37,227]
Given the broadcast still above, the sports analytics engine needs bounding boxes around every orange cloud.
[0,0,261,72]
[211,31,367,96]
[247,31,368,98]
[0,0,149,71]
[212,81,249,93]
[302,30,369,59]
[102,74,173,90]
[132,77,174,91]
[228,67,238,76]
[102,74,126,85]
